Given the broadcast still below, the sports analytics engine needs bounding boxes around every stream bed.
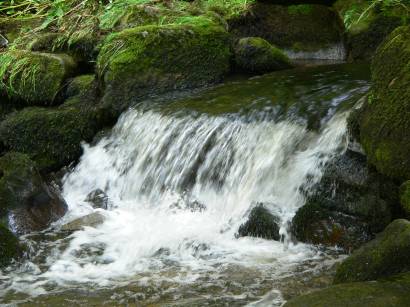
[0,63,370,306]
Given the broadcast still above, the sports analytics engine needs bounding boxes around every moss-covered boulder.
[237,204,281,240]
[0,100,104,172]
[229,3,345,60]
[234,37,292,74]
[284,272,410,307]
[65,74,96,99]
[97,22,231,117]
[334,219,410,283]
[292,150,396,251]
[27,32,101,68]
[334,0,409,60]
[0,152,67,234]
[357,26,410,181]
[0,50,77,105]
[0,224,21,267]
[400,181,410,218]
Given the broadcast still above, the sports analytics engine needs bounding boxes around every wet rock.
[356,26,410,181]
[284,271,410,307]
[61,212,106,232]
[97,21,231,119]
[238,204,281,240]
[85,189,110,210]
[169,197,206,212]
[334,219,410,283]
[292,150,398,251]
[234,37,292,74]
[0,152,67,234]
[0,50,77,105]
[228,4,345,60]
[0,224,22,267]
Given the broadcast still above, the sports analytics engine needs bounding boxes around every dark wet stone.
[238,204,281,241]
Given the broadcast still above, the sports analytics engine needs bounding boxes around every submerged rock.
[0,152,67,234]
[85,189,110,210]
[292,150,397,251]
[0,224,22,267]
[238,204,281,241]
[356,26,410,181]
[334,219,410,283]
[284,272,410,307]
[97,21,231,118]
[0,50,77,105]
[234,37,292,74]
[61,212,106,232]
[229,3,345,60]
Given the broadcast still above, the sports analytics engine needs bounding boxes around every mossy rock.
[27,32,101,67]
[0,18,42,44]
[400,181,410,218]
[0,152,67,234]
[284,272,410,307]
[0,224,21,268]
[334,219,410,283]
[0,101,104,172]
[0,50,77,105]
[65,74,96,99]
[334,0,409,60]
[228,4,344,57]
[358,26,410,181]
[97,22,231,118]
[237,204,281,240]
[234,37,292,74]
[259,0,337,5]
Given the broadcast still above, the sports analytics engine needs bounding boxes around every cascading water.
[0,63,370,306]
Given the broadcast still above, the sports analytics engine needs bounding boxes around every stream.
[0,62,370,306]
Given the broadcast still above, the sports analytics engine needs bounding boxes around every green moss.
[288,4,314,15]
[284,272,410,307]
[358,26,410,180]
[65,75,95,99]
[97,21,231,117]
[0,50,77,105]
[0,152,39,218]
[229,3,344,52]
[334,219,410,283]
[399,181,410,218]
[0,223,21,268]
[234,37,292,74]
[0,101,103,172]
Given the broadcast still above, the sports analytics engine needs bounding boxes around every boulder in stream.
[292,150,398,251]
[234,37,292,74]
[0,152,67,234]
[238,204,281,241]
[97,20,231,118]
[334,219,410,283]
[85,189,111,210]
[355,26,410,181]
[228,3,345,60]
[61,212,106,232]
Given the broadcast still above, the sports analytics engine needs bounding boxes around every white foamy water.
[38,108,348,284]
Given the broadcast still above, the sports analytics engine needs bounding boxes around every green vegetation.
[0,50,77,104]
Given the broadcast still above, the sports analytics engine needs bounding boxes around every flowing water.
[0,63,370,306]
